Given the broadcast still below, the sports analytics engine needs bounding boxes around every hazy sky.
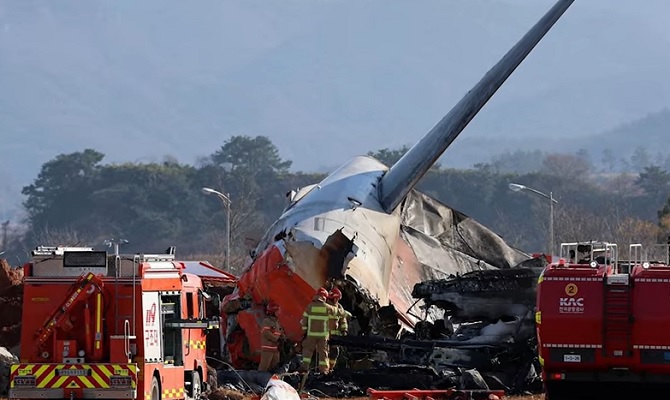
[1,0,669,218]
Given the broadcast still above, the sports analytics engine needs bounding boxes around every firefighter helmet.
[330,287,342,300]
[317,287,329,299]
[266,302,280,313]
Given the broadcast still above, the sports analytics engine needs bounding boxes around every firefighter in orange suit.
[326,287,351,369]
[300,287,336,373]
[258,301,283,371]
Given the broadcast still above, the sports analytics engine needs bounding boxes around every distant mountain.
[1,0,670,217]
[459,108,670,173]
[587,108,670,150]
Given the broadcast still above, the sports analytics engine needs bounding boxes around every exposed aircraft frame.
[220,0,576,370]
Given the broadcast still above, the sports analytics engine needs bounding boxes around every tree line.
[3,135,670,272]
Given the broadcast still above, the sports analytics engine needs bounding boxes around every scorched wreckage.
[1,0,582,398]
[219,0,575,389]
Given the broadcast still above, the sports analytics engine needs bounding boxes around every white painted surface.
[142,291,163,362]
[254,156,400,304]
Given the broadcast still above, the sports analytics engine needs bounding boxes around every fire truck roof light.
[643,262,650,269]
[590,261,598,268]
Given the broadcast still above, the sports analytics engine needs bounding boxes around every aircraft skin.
[221,0,576,366]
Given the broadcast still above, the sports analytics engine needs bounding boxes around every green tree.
[207,135,294,221]
[637,165,670,200]
[367,146,410,167]
[368,145,441,170]
[211,135,291,178]
[22,149,104,232]
[89,161,210,252]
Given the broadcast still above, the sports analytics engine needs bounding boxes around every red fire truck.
[536,240,670,399]
[8,245,228,400]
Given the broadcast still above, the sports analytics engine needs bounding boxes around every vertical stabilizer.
[379,0,575,212]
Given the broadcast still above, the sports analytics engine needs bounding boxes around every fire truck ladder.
[113,254,139,335]
[602,273,633,358]
[34,272,103,349]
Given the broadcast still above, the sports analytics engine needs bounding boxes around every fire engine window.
[186,292,194,319]
[160,294,183,367]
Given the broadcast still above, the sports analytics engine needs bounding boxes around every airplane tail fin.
[379,0,575,212]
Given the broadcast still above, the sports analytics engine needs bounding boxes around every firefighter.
[326,287,351,369]
[300,287,336,373]
[258,301,283,371]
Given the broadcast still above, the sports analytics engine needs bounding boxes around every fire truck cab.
[536,240,670,399]
[9,245,222,400]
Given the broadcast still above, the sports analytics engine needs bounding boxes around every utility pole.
[509,183,558,256]
[202,187,232,271]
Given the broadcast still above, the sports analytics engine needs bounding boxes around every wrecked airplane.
[218,0,575,390]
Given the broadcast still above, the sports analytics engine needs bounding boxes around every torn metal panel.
[221,228,365,365]
[219,0,574,370]
[401,190,530,272]
[389,190,533,327]
[412,268,540,322]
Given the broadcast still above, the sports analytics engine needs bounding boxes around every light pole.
[104,239,129,256]
[202,187,232,271]
[509,183,558,256]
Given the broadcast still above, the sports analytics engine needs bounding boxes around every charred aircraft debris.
[220,0,575,397]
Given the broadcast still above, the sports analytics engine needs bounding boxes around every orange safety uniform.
[300,290,336,373]
[327,299,350,368]
[258,314,283,371]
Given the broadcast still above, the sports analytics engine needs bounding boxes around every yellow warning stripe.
[11,363,138,389]
[188,339,206,349]
[87,365,108,388]
[95,292,103,350]
[163,387,185,398]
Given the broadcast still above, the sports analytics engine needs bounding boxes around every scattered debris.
[0,259,22,350]
[260,375,301,400]
[0,346,19,396]
[207,388,249,400]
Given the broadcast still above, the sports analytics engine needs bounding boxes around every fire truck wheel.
[190,371,202,400]
[150,376,161,400]
[207,366,218,390]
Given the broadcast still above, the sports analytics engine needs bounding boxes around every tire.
[150,376,161,400]
[190,371,202,400]
[207,366,218,391]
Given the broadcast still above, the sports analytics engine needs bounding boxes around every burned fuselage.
[219,0,576,368]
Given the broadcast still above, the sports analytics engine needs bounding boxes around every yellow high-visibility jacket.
[301,298,336,339]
